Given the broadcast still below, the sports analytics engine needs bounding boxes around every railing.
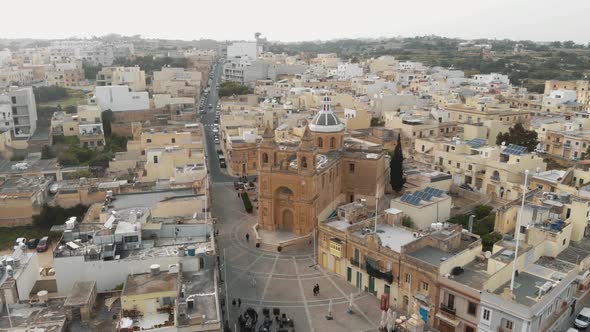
[350,258,359,267]
[440,303,456,318]
[490,176,500,182]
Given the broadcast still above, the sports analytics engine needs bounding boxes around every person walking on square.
[238,298,241,307]
[316,283,320,295]
[246,233,250,242]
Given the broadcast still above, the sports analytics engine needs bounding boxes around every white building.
[472,73,510,85]
[94,85,149,112]
[227,41,261,60]
[336,63,363,80]
[543,89,578,107]
[0,86,38,138]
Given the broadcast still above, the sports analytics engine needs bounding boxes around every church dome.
[308,95,345,133]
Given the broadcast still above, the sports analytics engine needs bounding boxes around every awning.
[435,313,460,327]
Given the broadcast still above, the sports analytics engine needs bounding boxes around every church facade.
[257,96,387,236]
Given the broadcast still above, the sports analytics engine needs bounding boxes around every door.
[347,267,352,282]
[321,253,328,267]
[356,271,362,289]
[354,248,360,265]
[369,276,376,295]
[282,209,294,231]
[438,321,454,332]
[334,257,341,274]
[419,306,428,322]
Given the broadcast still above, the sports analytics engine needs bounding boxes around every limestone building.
[257,96,386,236]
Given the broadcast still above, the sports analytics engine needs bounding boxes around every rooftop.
[123,271,178,297]
[64,281,96,307]
[448,259,490,290]
[352,224,417,252]
[408,245,450,266]
[1,300,66,331]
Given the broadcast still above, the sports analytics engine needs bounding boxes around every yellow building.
[121,268,177,330]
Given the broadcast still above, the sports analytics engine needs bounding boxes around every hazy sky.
[2,0,589,43]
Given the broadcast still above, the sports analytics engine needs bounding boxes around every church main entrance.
[275,187,295,232]
[282,209,294,231]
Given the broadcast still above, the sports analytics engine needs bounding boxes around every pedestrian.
[238,298,241,307]
[316,283,320,295]
[246,233,250,242]
[313,285,317,296]
[232,299,236,306]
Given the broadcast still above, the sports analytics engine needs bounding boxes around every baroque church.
[257,96,387,236]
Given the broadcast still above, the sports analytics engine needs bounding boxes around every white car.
[212,128,219,133]
[214,138,220,144]
[575,307,590,329]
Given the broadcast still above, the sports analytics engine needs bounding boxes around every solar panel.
[400,193,412,203]
[466,138,486,148]
[502,144,527,155]
[424,187,445,197]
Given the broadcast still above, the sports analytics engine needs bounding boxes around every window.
[405,273,411,283]
[421,282,429,291]
[171,138,176,143]
[146,138,152,143]
[153,155,158,163]
[504,319,514,330]
[330,137,336,148]
[465,326,475,332]
[301,157,307,169]
[482,308,491,322]
[124,235,139,243]
[467,302,477,315]
[349,163,355,173]
[262,153,269,164]
[318,137,323,148]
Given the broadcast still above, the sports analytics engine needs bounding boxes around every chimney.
[150,264,161,276]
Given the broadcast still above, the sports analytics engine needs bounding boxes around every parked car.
[220,160,227,168]
[36,236,50,253]
[214,138,220,144]
[213,128,219,133]
[27,238,39,249]
[575,307,590,329]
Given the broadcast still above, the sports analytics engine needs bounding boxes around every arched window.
[318,137,323,148]
[301,157,308,169]
[262,153,269,164]
[330,137,336,148]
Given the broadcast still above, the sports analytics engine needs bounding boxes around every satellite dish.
[484,251,492,259]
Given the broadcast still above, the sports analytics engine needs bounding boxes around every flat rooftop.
[0,300,66,331]
[64,281,96,307]
[450,259,490,290]
[111,189,196,210]
[352,224,417,252]
[408,245,450,266]
[123,272,178,297]
[178,264,219,326]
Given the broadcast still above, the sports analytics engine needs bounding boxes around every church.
[257,96,387,236]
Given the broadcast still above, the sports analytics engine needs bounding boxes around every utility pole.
[223,248,230,324]
[511,169,529,291]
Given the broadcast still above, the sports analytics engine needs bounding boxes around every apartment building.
[152,67,202,99]
[96,66,146,91]
[44,62,83,87]
[0,86,37,138]
[337,63,363,80]
[545,80,590,109]
[50,103,105,149]
[0,176,50,226]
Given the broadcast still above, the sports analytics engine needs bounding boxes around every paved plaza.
[212,183,383,332]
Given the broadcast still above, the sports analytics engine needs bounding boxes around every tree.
[33,86,68,103]
[495,123,538,152]
[218,81,252,97]
[41,145,54,159]
[101,110,114,136]
[370,118,384,127]
[390,134,405,192]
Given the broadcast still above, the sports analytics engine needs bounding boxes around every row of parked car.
[15,236,50,252]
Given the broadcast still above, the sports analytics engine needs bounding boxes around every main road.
[200,59,236,183]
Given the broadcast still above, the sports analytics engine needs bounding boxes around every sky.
[2,0,589,44]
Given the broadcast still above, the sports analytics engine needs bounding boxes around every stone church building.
[257,96,387,236]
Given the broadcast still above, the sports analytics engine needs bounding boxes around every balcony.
[366,261,394,283]
[350,258,359,267]
[490,176,500,183]
[440,303,456,319]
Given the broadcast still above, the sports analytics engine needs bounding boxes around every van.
[36,236,50,253]
[575,307,590,329]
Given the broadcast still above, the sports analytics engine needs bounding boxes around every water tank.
[150,264,160,276]
[5,258,14,267]
[37,290,48,303]
[187,245,196,256]
[6,265,14,277]
[178,247,186,257]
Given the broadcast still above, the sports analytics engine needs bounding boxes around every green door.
[369,276,375,294]
[356,272,362,289]
[347,267,352,282]
[354,248,360,265]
